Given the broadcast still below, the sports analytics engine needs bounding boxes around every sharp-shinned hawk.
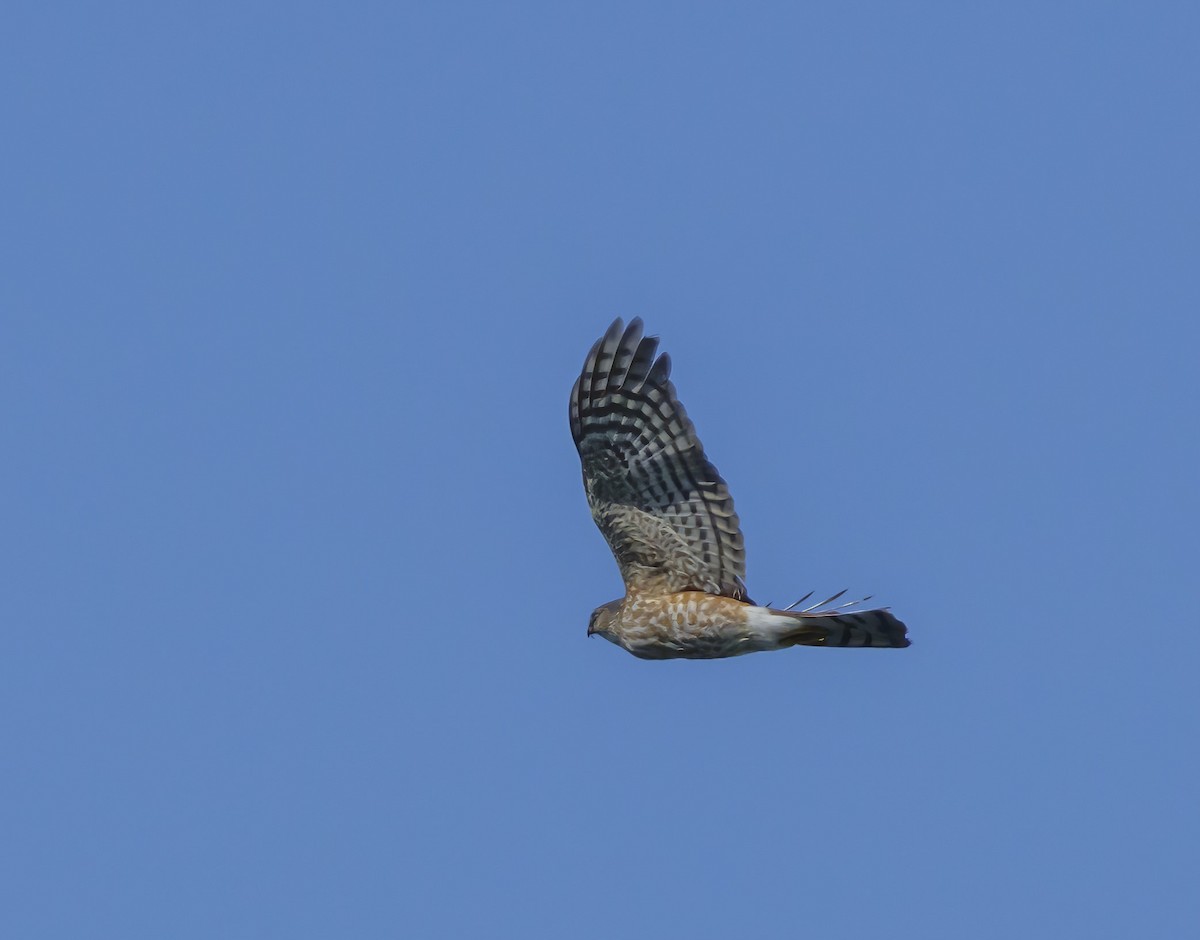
[570,318,910,659]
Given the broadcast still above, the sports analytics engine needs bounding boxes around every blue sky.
[3,3,1197,937]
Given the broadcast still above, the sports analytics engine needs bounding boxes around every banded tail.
[748,603,910,649]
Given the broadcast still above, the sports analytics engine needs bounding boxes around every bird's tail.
[748,594,910,649]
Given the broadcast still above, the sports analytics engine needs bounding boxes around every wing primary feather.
[802,589,848,612]
[607,319,644,390]
[590,318,625,400]
[624,335,660,389]
[570,334,606,445]
[782,591,815,611]
[829,594,871,611]
[642,350,672,392]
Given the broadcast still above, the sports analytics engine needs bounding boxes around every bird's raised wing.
[570,318,749,600]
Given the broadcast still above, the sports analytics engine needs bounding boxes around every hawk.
[570,318,910,659]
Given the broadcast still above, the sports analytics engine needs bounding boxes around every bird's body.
[593,591,908,659]
[571,318,910,660]
[592,591,752,660]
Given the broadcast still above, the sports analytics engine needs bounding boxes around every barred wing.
[569,318,749,600]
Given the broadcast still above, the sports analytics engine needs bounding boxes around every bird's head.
[587,600,622,641]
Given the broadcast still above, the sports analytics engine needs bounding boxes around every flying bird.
[570,318,910,659]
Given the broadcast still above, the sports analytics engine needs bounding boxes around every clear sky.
[3,3,1197,938]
